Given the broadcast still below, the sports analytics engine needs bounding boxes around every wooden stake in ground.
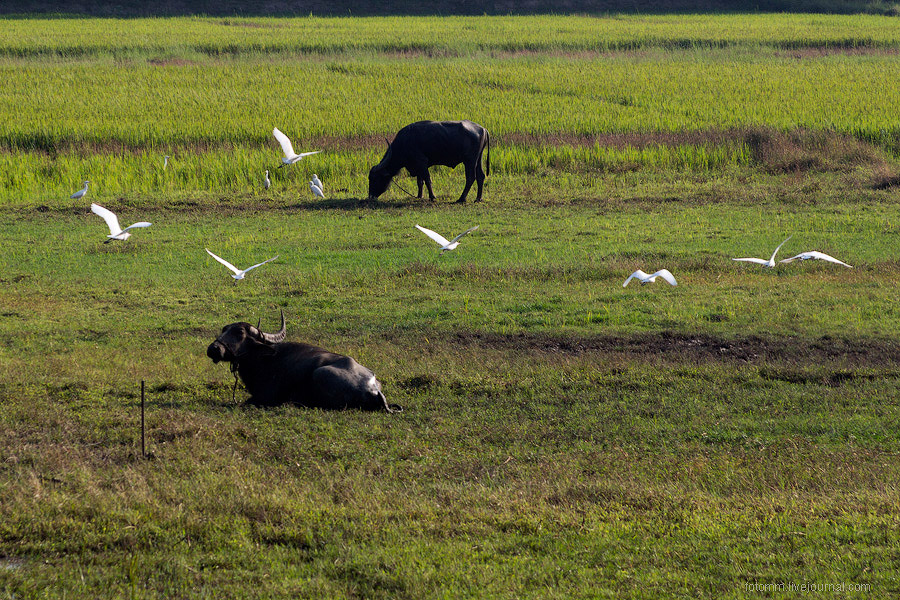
[141,380,146,458]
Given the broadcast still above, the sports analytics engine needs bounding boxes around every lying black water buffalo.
[368,120,490,203]
[207,311,401,412]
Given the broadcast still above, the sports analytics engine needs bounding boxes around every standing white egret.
[90,203,152,243]
[309,180,325,198]
[779,251,853,268]
[272,127,321,168]
[415,224,479,253]
[163,155,170,170]
[205,248,279,281]
[312,174,323,192]
[732,235,792,268]
[623,269,678,287]
[264,169,271,190]
[70,180,91,200]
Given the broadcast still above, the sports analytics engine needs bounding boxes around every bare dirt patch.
[774,47,900,59]
[445,330,900,369]
[148,58,199,67]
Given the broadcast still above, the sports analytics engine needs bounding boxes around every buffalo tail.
[485,129,491,177]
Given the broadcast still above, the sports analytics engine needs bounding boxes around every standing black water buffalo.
[368,120,490,203]
[207,311,401,412]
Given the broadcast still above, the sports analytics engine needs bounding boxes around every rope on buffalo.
[390,178,418,198]
[230,362,241,403]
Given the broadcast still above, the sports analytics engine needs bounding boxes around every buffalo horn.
[258,309,286,344]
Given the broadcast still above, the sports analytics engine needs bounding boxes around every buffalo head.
[367,141,394,199]
[207,310,286,364]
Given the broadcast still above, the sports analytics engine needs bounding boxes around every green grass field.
[1,14,900,599]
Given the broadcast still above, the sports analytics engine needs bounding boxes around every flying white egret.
[732,235,792,268]
[415,225,479,253]
[623,269,678,287]
[70,181,91,200]
[163,155,170,170]
[264,169,271,190]
[272,127,321,168]
[90,203,152,243]
[779,251,853,268]
[312,174,323,191]
[205,248,279,281]
[309,181,325,198]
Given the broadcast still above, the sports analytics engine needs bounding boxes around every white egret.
[163,155,170,170]
[312,174,323,192]
[205,248,279,281]
[90,203,152,243]
[623,269,678,287]
[272,127,321,168]
[70,181,91,200]
[415,224,479,253]
[264,169,271,190]
[732,235,792,268]
[779,251,853,268]
[309,181,325,198]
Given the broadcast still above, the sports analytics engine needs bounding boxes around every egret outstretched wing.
[273,127,295,159]
[623,270,651,287]
[242,255,279,274]
[120,222,153,234]
[732,235,792,268]
[91,203,123,236]
[206,248,241,276]
[623,269,677,287]
[448,225,479,245]
[780,251,852,268]
[769,235,793,262]
[415,225,451,247]
[651,269,678,286]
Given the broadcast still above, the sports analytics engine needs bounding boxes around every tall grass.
[0,142,757,205]
[1,14,899,58]
[3,52,900,148]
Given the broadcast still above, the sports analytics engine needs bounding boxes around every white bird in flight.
[623,269,678,287]
[415,225,479,253]
[779,251,853,268]
[309,180,325,198]
[264,169,271,190]
[205,248,279,281]
[70,180,90,200]
[272,127,321,168]
[90,203,152,243]
[732,235,792,268]
[312,174,323,191]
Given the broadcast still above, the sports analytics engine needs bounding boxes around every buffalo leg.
[475,157,486,201]
[416,177,424,198]
[456,162,476,203]
[311,362,387,411]
[422,169,436,200]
